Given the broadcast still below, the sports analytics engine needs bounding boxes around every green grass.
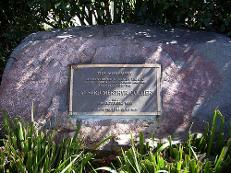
[0,111,93,173]
[0,109,230,173]
[99,109,231,173]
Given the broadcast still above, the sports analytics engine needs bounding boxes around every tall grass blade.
[95,166,118,173]
[60,152,83,173]
[214,138,231,172]
[93,135,113,150]
[207,109,224,155]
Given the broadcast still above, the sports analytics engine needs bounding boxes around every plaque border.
[69,64,161,116]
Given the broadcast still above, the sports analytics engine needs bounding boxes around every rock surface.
[0,24,231,147]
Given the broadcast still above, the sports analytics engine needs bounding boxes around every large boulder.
[0,24,230,146]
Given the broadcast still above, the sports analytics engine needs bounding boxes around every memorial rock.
[0,24,230,146]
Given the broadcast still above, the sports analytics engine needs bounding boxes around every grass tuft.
[0,109,230,172]
[0,111,93,173]
[98,110,231,173]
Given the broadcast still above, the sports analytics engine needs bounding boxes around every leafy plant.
[0,109,230,172]
[0,111,93,173]
[97,109,231,173]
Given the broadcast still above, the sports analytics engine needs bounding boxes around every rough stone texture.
[0,24,231,147]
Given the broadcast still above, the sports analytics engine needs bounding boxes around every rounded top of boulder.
[0,24,230,144]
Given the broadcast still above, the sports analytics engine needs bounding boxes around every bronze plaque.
[69,64,161,116]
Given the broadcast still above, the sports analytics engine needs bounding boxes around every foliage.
[0,0,231,81]
[0,109,230,172]
[97,109,231,173]
[0,111,93,173]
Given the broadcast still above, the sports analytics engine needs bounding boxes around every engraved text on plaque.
[69,64,161,116]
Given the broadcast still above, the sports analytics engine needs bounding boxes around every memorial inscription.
[69,64,161,116]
